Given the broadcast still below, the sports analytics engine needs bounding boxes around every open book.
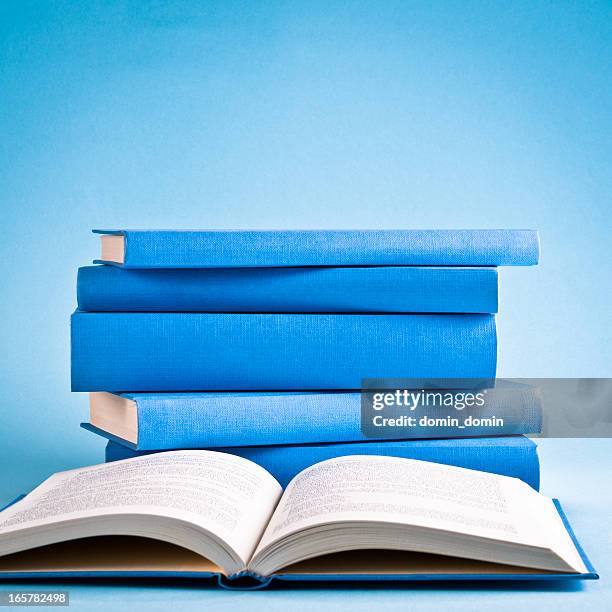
[0,452,594,586]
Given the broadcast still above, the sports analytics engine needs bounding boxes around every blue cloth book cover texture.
[104,437,540,490]
[77,265,499,313]
[86,387,542,449]
[70,312,497,391]
[94,229,540,268]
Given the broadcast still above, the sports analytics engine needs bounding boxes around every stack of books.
[73,229,542,488]
[0,229,598,586]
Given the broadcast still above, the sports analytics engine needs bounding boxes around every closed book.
[84,384,542,449]
[94,229,540,268]
[70,312,497,392]
[104,436,540,491]
[77,265,499,313]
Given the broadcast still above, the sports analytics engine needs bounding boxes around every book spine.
[98,387,540,449]
[105,437,541,490]
[77,266,499,313]
[94,229,540,267]
[71,312,497,391]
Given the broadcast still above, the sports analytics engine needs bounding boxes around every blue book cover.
[104,436,541,491]
[77,265,499,313]
[70,312,497,391]
[84,384,542,449]
[94,229,540,268]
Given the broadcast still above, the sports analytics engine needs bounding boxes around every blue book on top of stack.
[93,228,540,268]
[72,228,541,492]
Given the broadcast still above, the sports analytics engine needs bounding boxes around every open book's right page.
[251,456,586,574]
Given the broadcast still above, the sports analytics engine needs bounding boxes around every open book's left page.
[0,451,282,575]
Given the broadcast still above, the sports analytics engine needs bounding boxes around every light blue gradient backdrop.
[0,2,610,609]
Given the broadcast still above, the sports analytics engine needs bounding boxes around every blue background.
[0,1,610,609]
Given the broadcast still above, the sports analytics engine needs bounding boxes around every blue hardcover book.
[104,436,541,490]
[0,499,596,587]
[70,312,497,391]
[84,384,542,449]
[94,229,540,268]
[0,453,596,587]
[77,265,499,313]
